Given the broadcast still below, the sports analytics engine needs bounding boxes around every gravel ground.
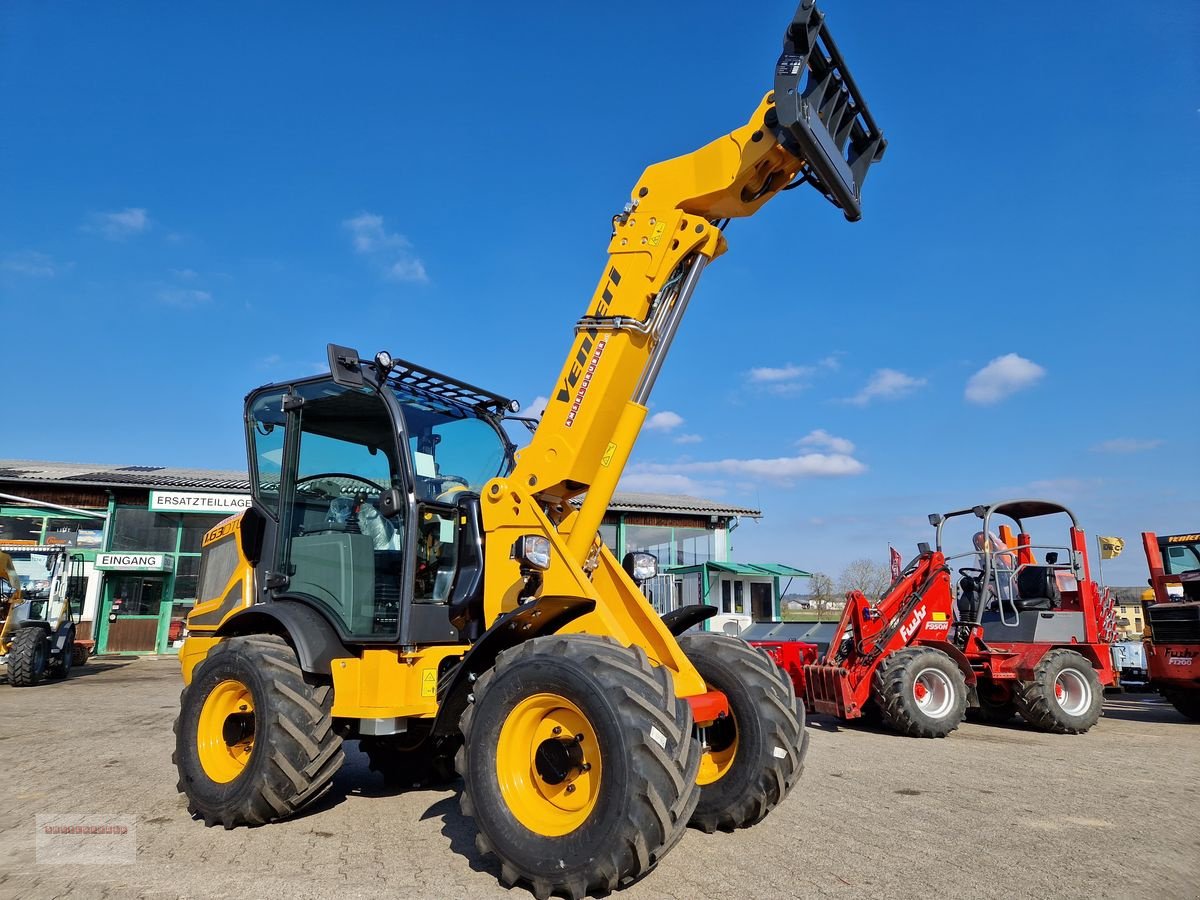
[1,656,1196,900]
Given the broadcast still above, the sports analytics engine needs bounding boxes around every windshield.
[1161,536,1200,575]
[396,388,512,502]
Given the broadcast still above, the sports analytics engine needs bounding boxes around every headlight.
[622,552,658,584]
[512,534,552,570]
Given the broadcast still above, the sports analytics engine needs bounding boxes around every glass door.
[100,576,165,653]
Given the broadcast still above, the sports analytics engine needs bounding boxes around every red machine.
[804,500,1116,737]
[741,621,821,698]
[1141,531,1200,720]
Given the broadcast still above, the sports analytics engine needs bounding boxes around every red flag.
[889,545,902,580]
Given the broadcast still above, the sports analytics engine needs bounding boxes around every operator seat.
[1013,566,1061,611]
[447,493,486,642]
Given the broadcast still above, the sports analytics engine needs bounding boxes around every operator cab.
[244,345,516,645]
[931,500,1094,645]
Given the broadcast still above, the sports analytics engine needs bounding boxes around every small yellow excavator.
[1,544,89,686]
[174,3,886,897]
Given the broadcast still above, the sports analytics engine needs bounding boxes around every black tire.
[8,626,49,687]
[965,681,1017,724]
[873,647,967,738]
[1162,688,1200,722]
[360,734,459,788]
[1013,649,1103,734]
[173,634,345,827]
[457,634,700,900]
[48,634,75,680]
[676,633,805,833]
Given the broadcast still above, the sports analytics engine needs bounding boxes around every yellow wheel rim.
[197,678,256,783]
[696,713,738,786]
[496,693,602,837]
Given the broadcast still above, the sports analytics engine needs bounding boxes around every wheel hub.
[534,735,585,786]
[197,679,256,784]
[912,667,955,719]
[497,693,602,836]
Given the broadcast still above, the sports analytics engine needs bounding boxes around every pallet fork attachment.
[773,0,886,221]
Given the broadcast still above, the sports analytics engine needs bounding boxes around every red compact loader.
[1140,531,1200,720]
[804,500,1116,737]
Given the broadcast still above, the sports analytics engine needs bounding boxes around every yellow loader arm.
[480,0,886,691]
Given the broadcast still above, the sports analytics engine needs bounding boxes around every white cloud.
[524,395,548,419]
[798,429,855,455]
[170,267,199,280]
[674,433,703,445]
[86,207,150,240]
[343,212,428,283]
[629,451,866,485]
[747,363,813,383]
[1091,438,1164,454]
[157,288,212,308]
[618,471,717,496]
[2,250,62,277]
[846,368,927,405]
[965,353,1045,405]
[645,410,684,431]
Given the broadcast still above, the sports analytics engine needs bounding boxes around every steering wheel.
[958,567,984,578]
[296,472,384,497]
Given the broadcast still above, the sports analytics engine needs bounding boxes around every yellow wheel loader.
[174,3,886,896]
[1,545,88,686]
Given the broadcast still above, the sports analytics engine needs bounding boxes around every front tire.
[676,633,806,833]
[173,635,345,827]
[1013,649,1103,734]
[48,633,75,680]
[873,647,967,738]
[8,626,49,687]
[457,635,699,900]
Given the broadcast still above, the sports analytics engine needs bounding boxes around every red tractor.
[804,499,1116,737]
[1140,530,1200,720]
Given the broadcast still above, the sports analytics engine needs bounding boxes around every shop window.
[173,556,201,603]
[674,527,715,566]
[599,523,619,555]
[0,515,43,543]
[179,515,230,553]
[734,581,745,614]
[45,516,105,548]
[721,580,733,614]
[109,508,181,552]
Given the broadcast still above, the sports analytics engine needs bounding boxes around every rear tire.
[874,648,967,738]
[1013,649,1103,734]
[8,626,49,687]
[676,633,805,833]
[457,634,699,900]
[174,635,345,827]
[1161,688,1200,722]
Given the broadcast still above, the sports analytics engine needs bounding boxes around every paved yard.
[1,657,1196,899]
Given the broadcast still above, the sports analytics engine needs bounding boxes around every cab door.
[248,380,411,641]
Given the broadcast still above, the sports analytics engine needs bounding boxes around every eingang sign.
[95,553,174,572]
[149,491,251,514]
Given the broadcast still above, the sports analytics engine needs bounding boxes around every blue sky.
[2,2,1196,586]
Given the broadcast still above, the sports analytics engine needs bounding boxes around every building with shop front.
[1,459,808,653]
